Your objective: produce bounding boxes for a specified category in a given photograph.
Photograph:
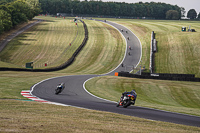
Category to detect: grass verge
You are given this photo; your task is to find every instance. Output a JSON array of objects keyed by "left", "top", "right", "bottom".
[
  {"left": 57, "top": 19, "right": 125, "bottom": 74},
  {"left": 0, "top": 100, "right": 199, "bottom": 132},
  {"left": 104, "top": 19, "right": 200, "bottom": 77},
  {"left": 0, "top": 16, "right": 84, "bottom": 69},
  {"left": 86, "top": 76, "right": 200, "bottom": 116}
]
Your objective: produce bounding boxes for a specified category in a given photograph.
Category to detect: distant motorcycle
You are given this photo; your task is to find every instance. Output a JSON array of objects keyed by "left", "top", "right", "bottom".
[
  {"left": 55, "top": 83, "right": 65, "bottom": 95},
  {"left": 116, "top": 90, "right": 137, "bottom": 108}
]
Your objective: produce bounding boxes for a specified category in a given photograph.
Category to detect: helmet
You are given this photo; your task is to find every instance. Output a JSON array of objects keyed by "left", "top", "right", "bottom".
[
  {"left": 131, "top": 89, "right": 135, "bottom": 92},
  {"left": 131, "top": 89, "right": 136, "bottom": 94}
]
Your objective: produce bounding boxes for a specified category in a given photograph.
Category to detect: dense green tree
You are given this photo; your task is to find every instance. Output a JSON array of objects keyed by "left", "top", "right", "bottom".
[
  {"left": 166, "top": 10, "right": 180, "bottom": 20},
  {"left": 0, "top": 0, "right": 41, "bottom": 34},
  {"left": 10, "top": 1, "right": 32, "bottom": 26},
  {"left": 187, "top": 9, "right": 197, "bottom": 19},
  {"left": 0, "top": 0, "right": 15, "bottom": 5},
  {"left": 0, "top": 8, "right": 13, "bottom": 34},
  {"left": 0, "top": 20, "right": 3, "bottom": 34}
]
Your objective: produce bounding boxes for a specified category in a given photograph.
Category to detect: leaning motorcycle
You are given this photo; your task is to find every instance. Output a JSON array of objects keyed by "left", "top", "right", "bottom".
[
  {"left": 55, "top": 83, "right": 65, "bottom": 95},
  {"left": 116, "top": 92, "right": 137, "bottom": 108}
]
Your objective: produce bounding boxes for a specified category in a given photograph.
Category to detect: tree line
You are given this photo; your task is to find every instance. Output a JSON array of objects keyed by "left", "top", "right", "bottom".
[
  {"left": 39, "top": 0, "right": 182, "bottom": 19},
  {"left": 0, "top": 0, "right": 41, "bottom": 34},
  {"left": 1, "top": 0, "right": 199, "bottom": 35}
]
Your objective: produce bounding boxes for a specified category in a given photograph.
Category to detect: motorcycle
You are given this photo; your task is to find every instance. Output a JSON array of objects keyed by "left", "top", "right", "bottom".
[
  {"left": 116, "top": 90, "right": 137, "bottom": 108},
  {"left": 55, "top": 83, "right": 65, "bottom": 95}
]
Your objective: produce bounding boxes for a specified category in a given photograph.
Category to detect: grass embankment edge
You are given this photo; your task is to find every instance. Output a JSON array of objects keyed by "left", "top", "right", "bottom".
[
  {"left": 1, "top": 99, "right": 200, "bottom": 132},
  {"left": 85, "top": 76, "right": 200, "bottom": 117}
]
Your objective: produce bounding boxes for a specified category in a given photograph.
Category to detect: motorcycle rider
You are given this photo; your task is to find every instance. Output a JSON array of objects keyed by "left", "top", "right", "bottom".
[
  {"left": 119, "top": 89, "right": 137, "bottom": 105},
  {"left": 56, "top": 83, "right": 65, "bottom": 91}
]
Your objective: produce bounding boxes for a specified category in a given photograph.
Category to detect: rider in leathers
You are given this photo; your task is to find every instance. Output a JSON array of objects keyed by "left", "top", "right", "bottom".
[
  {"left": 56, "top": 83, "right": 65, "bottom": 91},
  {"left": 119, "top": 89, "right": 137, "bottom": 105}
]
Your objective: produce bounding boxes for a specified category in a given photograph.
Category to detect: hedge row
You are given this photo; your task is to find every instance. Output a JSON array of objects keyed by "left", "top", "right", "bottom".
[
  {"left": 118, "top": 72, "right": 200, "bottom": 82},
  {"left": 0, "top": 20, "right": 88, "bottom": 72}
]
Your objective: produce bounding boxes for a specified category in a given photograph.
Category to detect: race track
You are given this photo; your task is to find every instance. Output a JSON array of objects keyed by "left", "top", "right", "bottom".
[{"left": 31, "top": 20, "right": 200, "bottom": 127}]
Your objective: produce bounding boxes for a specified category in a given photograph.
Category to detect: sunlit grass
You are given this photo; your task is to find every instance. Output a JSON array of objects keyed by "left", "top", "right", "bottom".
[
  {"left": 0, "top": 17, "right": 200, "bottom": 131},
  {"left": 57, "top": 19, "right": 125, "bottom": 74},
  {"left": 0, "top": 16, "right": 84, "bottom": 68},
  {"left": 0, "top": 100, "right": 199, "bottom": 132},
  {"left": 105, "top": 19, "right": 200, "bottom": 77},
  {"left": 86, "top": 76, "right": 200, "bottom": 116},
  {"left": 0, "top": 17, "right": 126, "bottom": 99}
]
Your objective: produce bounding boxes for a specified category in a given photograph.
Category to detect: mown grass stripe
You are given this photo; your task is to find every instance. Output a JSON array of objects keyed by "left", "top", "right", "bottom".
[
  {"left": 108, "top": 19, "right": 200, "bottom": 77},
  {"left": 86, "top": 76, "right": 200, "bottom": 116},
  {"left": 0, "top": 17, "right": 83, "bottom": 69}
]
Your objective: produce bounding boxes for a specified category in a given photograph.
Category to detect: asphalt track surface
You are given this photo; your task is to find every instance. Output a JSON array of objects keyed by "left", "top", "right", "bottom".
[{"left": 31, "top": 20, "right": 200, "bottom": 127}]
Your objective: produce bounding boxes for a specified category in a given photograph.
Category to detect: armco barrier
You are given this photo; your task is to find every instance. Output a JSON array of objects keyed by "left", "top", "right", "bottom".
[
  {"left": 0, "top": 21, "right": 88, "bottom": 72},
  {"left": 117, "top": 72, "right": 200, "bottom": 82}
]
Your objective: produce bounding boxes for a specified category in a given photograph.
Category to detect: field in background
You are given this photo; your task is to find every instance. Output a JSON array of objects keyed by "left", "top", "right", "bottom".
[
  {"left": 105, "top": 19, "right": 200, "bottom": 77},
  {"left": 58, "top": 19, "right": 126, "bottom": 74}
]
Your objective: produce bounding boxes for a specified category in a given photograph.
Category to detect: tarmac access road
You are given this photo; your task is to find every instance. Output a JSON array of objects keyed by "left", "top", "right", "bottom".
[{"left": 31, "top": 20, "right": 200, "bottom": 127}]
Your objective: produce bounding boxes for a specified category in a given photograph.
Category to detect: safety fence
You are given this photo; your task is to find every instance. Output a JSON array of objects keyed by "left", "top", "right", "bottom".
[
  {"left": 0, "top": 20, "right": 88, "bottom": 72},
  {"left": 116, "top": 71, "right": 200, "bottom": 82},
  {"left": 149, "top": 31, "right": 157, "bottom": 73}
]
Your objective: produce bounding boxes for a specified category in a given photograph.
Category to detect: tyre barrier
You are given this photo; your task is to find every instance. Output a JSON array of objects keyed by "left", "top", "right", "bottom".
[
  {"left": 116, "top": 72, "right": 200, "bottom": 82},
  {"left": 0, "top": 21, "right": 88, "bottom": 72}
]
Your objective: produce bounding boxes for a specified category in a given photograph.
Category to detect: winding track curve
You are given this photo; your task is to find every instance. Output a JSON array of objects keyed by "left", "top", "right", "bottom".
[{"left": 31, "top": 20, "right": 200, "bottom": 127}]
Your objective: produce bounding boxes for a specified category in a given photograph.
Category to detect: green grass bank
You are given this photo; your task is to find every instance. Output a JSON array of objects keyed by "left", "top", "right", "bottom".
[
  {"left": 0, "top": 16, "right": 84, "bottom": 69},
  {"left": 1, "top": 99, "right": 199, "bottom": 132},
  {"left": 0, "top": 16, "right": 200, "bottom": 132},
  {"left": 86, "top": 76, "right": 200, "bottom": 116},
  {"left": 104, "top": 18, "right": 200, "bottom": 77}
]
